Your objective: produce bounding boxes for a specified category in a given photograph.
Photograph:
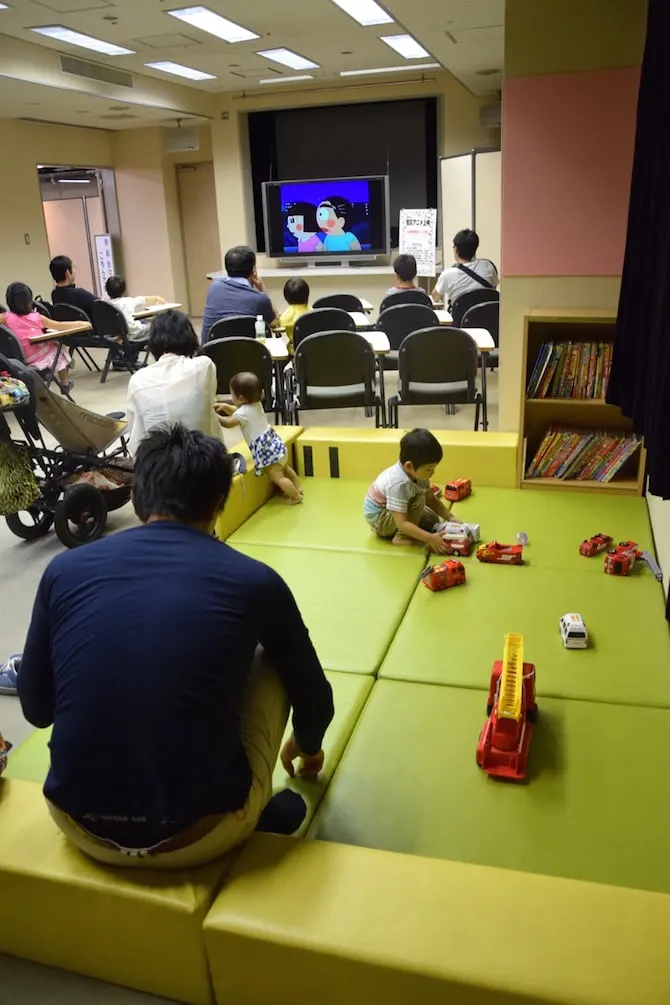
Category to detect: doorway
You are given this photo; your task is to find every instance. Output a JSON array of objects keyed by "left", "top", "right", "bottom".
[
  {"left": 39, "top": 167, "right": 120, "bottom": 296},
  {"left": 176, "top": 162, "right": 221, "bottom": 317}
]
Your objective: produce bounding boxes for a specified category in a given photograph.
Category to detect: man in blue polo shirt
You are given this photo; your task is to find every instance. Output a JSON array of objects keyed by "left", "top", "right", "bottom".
[
  {"left": 18, "top": 424, "right": 333, "bottom": 869},
  {"left": 202, "top": 245, "right": 276, "bottom": 342}
]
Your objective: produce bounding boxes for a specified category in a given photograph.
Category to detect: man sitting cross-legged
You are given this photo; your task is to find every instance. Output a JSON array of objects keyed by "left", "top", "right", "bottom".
[{"left": 18, "top": 423, "right": 333, "bottom": 869}]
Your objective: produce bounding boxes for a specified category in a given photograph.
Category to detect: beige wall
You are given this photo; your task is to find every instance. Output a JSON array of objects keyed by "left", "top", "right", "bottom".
[
  {"left": 210, "top": 71, "right": 494, "bottom": 271},
  {"left": 647, "top": 494, "right": 670, "bottom": 598},
  {"left": 0, "top": 119, "right": 112, "bottom": 296}
]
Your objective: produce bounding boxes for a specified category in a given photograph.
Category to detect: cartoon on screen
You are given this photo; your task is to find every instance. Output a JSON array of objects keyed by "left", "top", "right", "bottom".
[
  {"left": 315, "top": 196, "right": 362, "bottom": 252},
  {"left": 285, "top": 201, "right": 324, "bottom": 253}
]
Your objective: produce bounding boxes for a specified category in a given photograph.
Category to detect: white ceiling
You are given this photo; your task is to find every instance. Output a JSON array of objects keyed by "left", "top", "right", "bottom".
[{"left": 0, "top": 0, "right": 503, "bottom": 98}]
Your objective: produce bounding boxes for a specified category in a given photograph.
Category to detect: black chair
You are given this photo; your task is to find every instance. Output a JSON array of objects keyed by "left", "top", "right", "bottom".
[
  {"left": 288, "top": 331, "right": 380, "bottom": 427},
  {"left": 461, "top": 301, "right": 499, "bottom": 369},
  {"left": 207, "top": 315, "right": 271, "bottom": 343},
  {"left": 51, "top": 303, "right": 101, "bottom": 373},
  {"left": 0, "top": 324, "right": 25, "bottom": 364},
  {"left": 33, "top": 300, "right": 52, "bottom": 319},
  {"left": 387, "top": 327, "right": 482, "bottom": 430},
  {"left": 450, "top": 288, "right": 499, "bottom": 327},
  {"left": 312, "top": 293, "right": 364, "bottom": 312},
  {"left": 201, "top": 336, "right": 281, "bottom": 424},
  {"left": 379, "top": 289, "right": 432, "bottom": 313},
  {"left": 293, "top": 308, "right": 356, "bottom": 351},
  {"left": 91, "top": 300, "right": 149, "bottom": 384},
  {"left": 375, "top": 303, "right": 440, "bottom": 369}
]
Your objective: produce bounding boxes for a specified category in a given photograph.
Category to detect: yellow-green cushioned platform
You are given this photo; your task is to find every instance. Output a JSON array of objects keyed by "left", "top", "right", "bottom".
[
  {"left": 5, "top": 672, "right": 372, "bottom": 835},
  {"left": 311, "top": 680, "right": 670, "bottom": 894},
  {"left": 0, "top": 779, "right": 224, "bottom": 1004},
  {"left": 229, "top": 478, "right": 419, "bottom": 557},
  {"left": 203, "top": 834, "right": 670, "bottom": 1005},
  {"left": 380, "top": 559, "right": 670, "bottom": 707},
  {"left": 230, "top": 543, "right": 424, "bottom": 673},
  {"left": 453, "top": 487, "right": 654, "bottom": 573}
]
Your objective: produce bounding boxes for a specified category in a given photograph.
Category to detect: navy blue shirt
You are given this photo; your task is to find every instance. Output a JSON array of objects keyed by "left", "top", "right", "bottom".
[
  {"left": 202, "top": 277, "right": 275, "bottom": 341},
  {"left": 19, "top": 522, "right": 333, "bottom": 846}
]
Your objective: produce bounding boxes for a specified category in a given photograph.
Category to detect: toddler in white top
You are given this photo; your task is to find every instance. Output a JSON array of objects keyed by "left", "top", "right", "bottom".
[{"left": 216, "top": 371, "right": 303, "bottom": 503}]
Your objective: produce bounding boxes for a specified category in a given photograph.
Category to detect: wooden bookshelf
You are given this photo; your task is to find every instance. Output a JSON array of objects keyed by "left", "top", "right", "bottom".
[{"left": 519, "top": 309, "right": 646, "bottom": 495}]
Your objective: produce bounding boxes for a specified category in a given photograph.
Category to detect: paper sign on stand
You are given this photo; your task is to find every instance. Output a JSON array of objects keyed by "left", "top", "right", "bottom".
[
  {"left": 94, "top": 234, "right": 115, "bottom": 296},
  {"left": 399, "top": 208, "right": 437, "bottom": 277}
]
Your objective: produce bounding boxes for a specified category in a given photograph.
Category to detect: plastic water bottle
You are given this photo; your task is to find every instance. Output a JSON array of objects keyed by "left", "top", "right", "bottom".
[{"left": 255, "top": 315, "right": 265, "bottom": 340}]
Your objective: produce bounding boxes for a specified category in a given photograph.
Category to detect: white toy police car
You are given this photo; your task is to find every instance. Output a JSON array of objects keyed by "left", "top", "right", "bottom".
[{"left": 559, "top": 613, "right": 588, "bottom": 649}]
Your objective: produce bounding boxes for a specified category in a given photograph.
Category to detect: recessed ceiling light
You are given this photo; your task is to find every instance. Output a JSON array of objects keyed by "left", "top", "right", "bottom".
[
  {"left": 145, "top": 60, "right": 215, "bottom": 80},
  {"left": 256, "top": 48, "right": 318, "bottom": 71},
  {"left": 167, "top": 6, "right": 258, "bottom": 43},
  {"left": 0, "top": 4, "right": 9, "bottom": 9},
  {"left": 57, "top": 179, "right": 91, "bottom": 184},
  {"left": 259, "top": 74, "right": 314, "bottom": 84},
  {"left": 330, "top": 0, "right": 393, "bottom": 26},
  {"left": 30, "top": 25, "right": 134, "bottom": 55},
  {"left": 340, "top": 62, "right": 439, "bottom": 76},
  {"left": 380, "top": 34, "right": 429, "bottom": 59}
]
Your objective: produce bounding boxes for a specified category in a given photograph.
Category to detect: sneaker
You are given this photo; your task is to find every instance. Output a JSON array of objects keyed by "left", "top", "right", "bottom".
[{"left": 0, "top": 654, "right": 21, "bottom": 695}]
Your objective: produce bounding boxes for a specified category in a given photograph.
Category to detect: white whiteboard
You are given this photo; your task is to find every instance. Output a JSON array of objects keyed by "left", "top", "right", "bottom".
[{"left": 439, "top": 150, "right": 501, "bottom": 272}]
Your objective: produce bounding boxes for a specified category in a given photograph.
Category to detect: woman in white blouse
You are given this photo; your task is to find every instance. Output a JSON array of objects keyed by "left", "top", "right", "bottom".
[{"left": 126, "top": 310, "right": 221, "bottom": 456}]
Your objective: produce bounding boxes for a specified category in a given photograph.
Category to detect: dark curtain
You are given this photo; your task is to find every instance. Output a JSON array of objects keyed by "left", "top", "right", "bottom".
[{"left": 608, "top": 0, "right": 669, "bottom": 505}]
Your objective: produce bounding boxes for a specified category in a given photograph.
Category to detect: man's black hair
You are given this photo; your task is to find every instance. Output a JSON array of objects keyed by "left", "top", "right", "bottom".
[
  {"left": 105, "top": 275, "right": 126, "bottom": 299},
  {"left": 319, "top": 196, "right": 351, "bottom": 221},
  {"left": 224, "top": 245, "right": 256, "bottom": 279},
  {"left": 5, "top": 282, "right": 34, "bottom": 317},
  {"left": 147, "top": 309, "right": 199, "bottom": 360},
  {"left": 399, "top": 428, "right": 443, "bottom": 468},
  {"left": 49, "top": 255, "right": 73, "bottom": 283},
  {"left": 286, "top": 201, "right": 318, "bottom": 232},
  {"left": 283, "top": 277, "right": 310, "bottom": 305},
  {"left": 393, "top": 254, "right": 417, "bottom": 283},
  {"left": 453, "top": 229, "right": 479, "bottom": 261},
  {"left": 133, "top": 423, "right": 233, "bottom": 525}
]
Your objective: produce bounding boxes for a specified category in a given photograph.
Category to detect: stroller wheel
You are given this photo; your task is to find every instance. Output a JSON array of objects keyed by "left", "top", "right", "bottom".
[
  {"left": 5, "top": 507, "right": 55, "bottom": 541},
  {"left": 55, "top": 484, "right": 108, "bottom": 549}
]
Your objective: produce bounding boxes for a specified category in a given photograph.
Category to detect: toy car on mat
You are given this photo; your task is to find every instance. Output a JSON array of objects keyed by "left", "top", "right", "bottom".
[
  {"left": 420, "top": 559, "right": 466, "bottom": 591},
  {"left": 438, "top": 522, "right": 474, "bottom": 557},
  {"left": 444, "top": 478, "right": 472, "bottom": 502},
  {"left": 476, "top": 541, "right": 524, "bottom": 565},
  {"left": 559, "top": 613, "right": 588, "bottom": 649},
  {"left": 603, "top": 541, "right": 663, "bottom": 580},
  {"left": 477, "top": 633, "right": 537, "bottom": 781},
  {"left": 579, "top": 533, "right": 613, "bottom": 558}
]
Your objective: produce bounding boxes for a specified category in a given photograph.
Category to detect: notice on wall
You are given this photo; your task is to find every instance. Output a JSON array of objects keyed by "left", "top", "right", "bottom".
[
  {"left": 94, "top": 234, "right": 115, "bottom": 296},
  {"left": 399, "top": 208, "right": 437, "bottom": 277}
]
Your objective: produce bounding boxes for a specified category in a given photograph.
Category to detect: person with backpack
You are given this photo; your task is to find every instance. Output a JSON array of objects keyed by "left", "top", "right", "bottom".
[{"left": 431, "top": 229, "right": 499, "bottom": 312}]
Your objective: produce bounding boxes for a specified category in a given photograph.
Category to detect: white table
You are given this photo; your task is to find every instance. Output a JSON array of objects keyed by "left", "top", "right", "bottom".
[{"left": 133, "top": 302, "right": 182, "bottom": 320}]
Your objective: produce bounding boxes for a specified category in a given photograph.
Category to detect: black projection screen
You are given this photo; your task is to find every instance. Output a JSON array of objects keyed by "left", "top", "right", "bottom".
[{"left": 248, "top": 98, "right": 438, "bottom": 251}]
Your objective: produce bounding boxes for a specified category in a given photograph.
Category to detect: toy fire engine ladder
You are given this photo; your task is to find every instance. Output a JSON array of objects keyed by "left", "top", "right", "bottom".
[
  {"left": 498, "top": 633, "right": 523, "bottom": 721},
  {"left": 640, "top": 551, "right": 663, "bottom": 582}
]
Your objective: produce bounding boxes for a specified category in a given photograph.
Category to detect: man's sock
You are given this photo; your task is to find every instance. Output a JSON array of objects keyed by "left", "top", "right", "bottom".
[{"left": 255, "top": 790, "right": 307, "bottom": 835}]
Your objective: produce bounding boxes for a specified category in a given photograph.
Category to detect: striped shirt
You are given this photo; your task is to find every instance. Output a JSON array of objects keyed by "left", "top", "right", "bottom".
[{"left": 364, "top": 462, "right": 429, "bottom": 524}]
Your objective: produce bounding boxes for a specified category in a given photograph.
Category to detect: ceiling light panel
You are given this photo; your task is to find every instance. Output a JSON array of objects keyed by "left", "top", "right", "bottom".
[
  {"left": 256, "top": 48, "right": 318, "bottom": 70},
  {"left": 340, "top": 62, "right": 439, "bottom": 76},
  {"left": 0, "top": 4, "right": 8, "bottom": 9},
  {"left": 330, "top": 0, "right": 393, "bottom": 26},
  {"left": 145, "top": 60, "right": 215, "bottom": 80},
  {"left": 380, "top": 33, "right": 429, "bottom": 59},
  {"left": 259, "top": 74, "right": 314, "bottom": 84},
  {"left": 30, "top": 25, "right": 134, "bottom": 55},
  {"left": 167, "top": 6, "right": 258, "bottom": 43}
]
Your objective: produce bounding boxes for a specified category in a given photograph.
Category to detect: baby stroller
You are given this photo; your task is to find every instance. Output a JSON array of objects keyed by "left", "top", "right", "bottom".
[{"left": 0, "top": 354, "right": 132, "bottom": 548}]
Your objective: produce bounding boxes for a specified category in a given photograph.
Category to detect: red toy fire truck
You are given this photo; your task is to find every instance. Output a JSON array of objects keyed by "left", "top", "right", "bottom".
[
  {"left": 476, "top": 633, "right": 537, "bottom": 782},
  {"left": 476, "top": 541, "right": 524, "bottom": 565},
  {"left": 603, "top": 541, "right": 662, "bottom": 580},
  {"left": 444, "top": 478, "right": 472, "bottom": 503},
  {"left": 579, "top": 533, "right": 613, "bottom": 558},
  {"left": 439, "top": 522, "right": 474, "bottom": 557},
  {"left": 420, "top": 559, "right": 466, "bottom": 591}
]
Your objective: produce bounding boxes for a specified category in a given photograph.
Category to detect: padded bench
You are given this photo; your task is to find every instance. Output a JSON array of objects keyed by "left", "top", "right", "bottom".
[{"left": 203, "top": 832, "right": 670, "bottom": 1005}]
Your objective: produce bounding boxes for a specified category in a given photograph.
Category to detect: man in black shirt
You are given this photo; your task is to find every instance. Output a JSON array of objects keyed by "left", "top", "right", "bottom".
[
  {"left": 18, "top": 423, "right": 334, "bottom": 869},
  {"left": 50, "top": 255, "right": 97, "bottom": 322}
]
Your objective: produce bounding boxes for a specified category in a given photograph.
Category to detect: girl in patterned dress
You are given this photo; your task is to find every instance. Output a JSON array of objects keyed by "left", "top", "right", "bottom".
[
  {"left": 216, "top": 371, "right": 303, "bottom": 503},
  {"left": 1, "top": 282, "right": 79, "bottom": 395}
]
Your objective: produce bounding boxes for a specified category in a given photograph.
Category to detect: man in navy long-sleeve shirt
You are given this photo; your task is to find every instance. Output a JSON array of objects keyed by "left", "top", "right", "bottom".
[{"left": 19, "top": 423, "right": 333, "bottom": 869}]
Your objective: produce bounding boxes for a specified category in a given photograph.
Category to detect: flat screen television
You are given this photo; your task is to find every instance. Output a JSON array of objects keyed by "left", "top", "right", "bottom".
[{"left": 262, "top": 175, "right": 390, "bottom": 259}]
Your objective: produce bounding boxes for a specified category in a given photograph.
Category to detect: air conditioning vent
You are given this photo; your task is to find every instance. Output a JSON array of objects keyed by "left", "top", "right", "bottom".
[{"left": 60, "top": 55, "right": 134, "bottom": 88}]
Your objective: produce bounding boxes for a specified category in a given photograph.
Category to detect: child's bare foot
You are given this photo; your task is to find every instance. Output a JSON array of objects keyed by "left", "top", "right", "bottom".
[
  {"left": 287, "top": 495, "right": 303, "bottom": 505},
  {"left": 391, "top": 533, "right": 414, "bottom": 547}
]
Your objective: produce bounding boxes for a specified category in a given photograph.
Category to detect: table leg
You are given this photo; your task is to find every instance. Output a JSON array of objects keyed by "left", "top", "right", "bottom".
[
  {"left": 378, "top": 359, "right": 387, "bottom": 427},
  {"left": 46, "top": 339, "right": 64, "bottom": 390},
  {"left": 480, "top": 353, "right": 488, "bottom": 431},
  {"left": 274, "top": 360, "right": 286, "bottom": 424}
]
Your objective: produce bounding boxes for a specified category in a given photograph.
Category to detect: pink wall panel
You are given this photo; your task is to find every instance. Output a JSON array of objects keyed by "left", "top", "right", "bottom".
[{"left": 502, "top": 68, "right": 640, "bottom": 276}]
